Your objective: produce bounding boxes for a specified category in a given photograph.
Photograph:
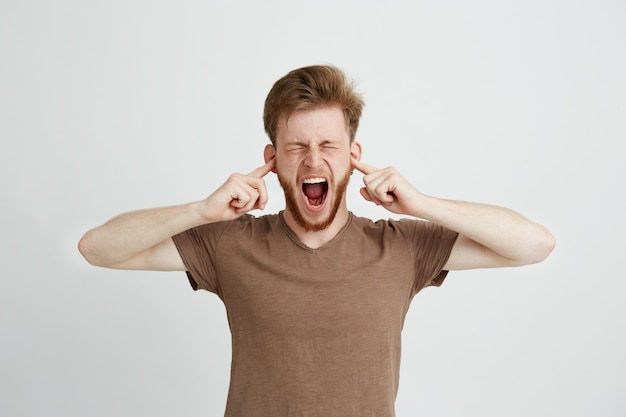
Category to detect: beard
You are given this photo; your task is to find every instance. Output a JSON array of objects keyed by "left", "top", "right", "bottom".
[{"left": 278, "top": 169, "right": 351, "bottom": 232}]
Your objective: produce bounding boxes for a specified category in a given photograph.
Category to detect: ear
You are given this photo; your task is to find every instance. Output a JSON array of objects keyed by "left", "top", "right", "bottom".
[
  {"left": 350, "top": 141, "right": 362, "bottom": 161},
  {"left": 264, "top": 144, "right": 277, "bottom": 173}
]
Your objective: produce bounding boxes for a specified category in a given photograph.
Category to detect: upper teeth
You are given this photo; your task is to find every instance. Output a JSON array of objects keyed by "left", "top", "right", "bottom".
[{"left": 303, "top": 178, "right": 326, "bottom": 184}]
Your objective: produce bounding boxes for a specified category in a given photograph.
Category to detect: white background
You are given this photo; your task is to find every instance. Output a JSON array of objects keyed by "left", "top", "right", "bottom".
[{"left": 1, "top": 1, "right": 625, "bottom": 416}]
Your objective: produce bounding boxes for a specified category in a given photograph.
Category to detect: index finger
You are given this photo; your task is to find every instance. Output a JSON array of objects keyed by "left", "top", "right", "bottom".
[
  {"left": 351, "top": 157, "right": 378, "bottom": 175},
  {"left": 248, "top": 158, "right": 275, "bottom": 178}
]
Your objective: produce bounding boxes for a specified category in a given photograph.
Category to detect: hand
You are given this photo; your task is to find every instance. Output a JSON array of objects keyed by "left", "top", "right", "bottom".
[
  {"left": 200, "top": 158, "right": 275, "bottom": 222},
  {"left": 351, "top": 157, "right": 424, "bottom": 216}
]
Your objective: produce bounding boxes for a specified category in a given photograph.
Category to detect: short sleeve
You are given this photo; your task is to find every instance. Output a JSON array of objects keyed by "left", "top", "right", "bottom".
[
  {"left": 405, "top": 219, "right": 459, "bottom": 294},
  {"left": 171, "top": 221, "right": 230, "bottom": 296}
]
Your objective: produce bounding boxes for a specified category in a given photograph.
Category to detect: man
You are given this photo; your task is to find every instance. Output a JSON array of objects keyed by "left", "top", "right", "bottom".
[{"left": 79, "top": 65, "right": 555, "bottom": 417}]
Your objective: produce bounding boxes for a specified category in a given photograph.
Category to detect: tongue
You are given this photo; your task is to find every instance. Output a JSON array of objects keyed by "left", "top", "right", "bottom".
[{"left": 303, "top": 183, "right": 325, "bottom": 199}]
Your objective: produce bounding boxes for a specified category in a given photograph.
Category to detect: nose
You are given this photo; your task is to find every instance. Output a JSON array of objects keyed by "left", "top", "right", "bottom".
[{"left": 304, "top": 146, "right": 323, "bottom": 168}]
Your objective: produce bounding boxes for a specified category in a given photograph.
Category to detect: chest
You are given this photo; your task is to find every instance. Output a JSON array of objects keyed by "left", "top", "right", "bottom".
[{"left": 214, "top": 235, "right": 417, "bottom": 337}]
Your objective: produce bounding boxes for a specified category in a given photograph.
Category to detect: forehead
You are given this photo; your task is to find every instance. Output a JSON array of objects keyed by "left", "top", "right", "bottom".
[{"left": 276, "top": 106, "right": 349, "bottom": 145}]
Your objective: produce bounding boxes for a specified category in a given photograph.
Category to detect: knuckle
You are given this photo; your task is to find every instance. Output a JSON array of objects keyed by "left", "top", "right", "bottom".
[{"left": 227, "top": 173, "right": 243, "bottom": 184}]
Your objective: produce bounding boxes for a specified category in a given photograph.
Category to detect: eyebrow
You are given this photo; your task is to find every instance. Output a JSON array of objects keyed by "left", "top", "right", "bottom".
[{"left": 286, "top": 139, "right": 337, "bottom": 146}]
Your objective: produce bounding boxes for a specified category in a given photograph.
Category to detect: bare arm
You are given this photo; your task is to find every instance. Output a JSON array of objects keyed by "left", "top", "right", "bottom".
[
  {"left": 417, "top": 198, "right": 555, "bottom": 270},
  {"left": 78, "top": 203, "right": 204, "bottom": 270},
  {"left": 78, "top": 159, "right": 275, "bottom": 271},
  {"left": 351, "top": 158, "right": 555, "bottom": 270}
]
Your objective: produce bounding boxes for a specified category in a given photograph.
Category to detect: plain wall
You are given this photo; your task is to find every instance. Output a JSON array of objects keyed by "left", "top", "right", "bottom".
[{"left": 1, "top": 1, "right": 624, "bottom": 416}]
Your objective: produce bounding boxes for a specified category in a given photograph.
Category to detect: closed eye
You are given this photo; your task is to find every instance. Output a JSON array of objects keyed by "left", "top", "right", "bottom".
[
  {"left": 320, "top": 141, "right": 341, "bottom": 151},
  {"left": 284, "top": 142, "right": 340, "bottom": 154},
  {"left": 286, "top": 145, "right": 308, "bottom": 153}
]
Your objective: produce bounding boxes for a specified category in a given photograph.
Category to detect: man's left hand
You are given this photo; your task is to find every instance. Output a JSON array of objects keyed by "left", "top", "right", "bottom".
[{"left": 351, "top": 157, "right": 424, "bottom": 217}]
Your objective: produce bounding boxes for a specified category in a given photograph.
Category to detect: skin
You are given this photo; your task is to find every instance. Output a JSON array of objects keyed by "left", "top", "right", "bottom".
[{"left": 78, "top": 105, "right": 555, "bottom": 271}]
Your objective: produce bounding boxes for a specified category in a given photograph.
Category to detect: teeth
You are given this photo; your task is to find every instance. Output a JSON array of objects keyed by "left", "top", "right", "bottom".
[{"left": 302, "top": 177, "right": 326, "bottom": 184}]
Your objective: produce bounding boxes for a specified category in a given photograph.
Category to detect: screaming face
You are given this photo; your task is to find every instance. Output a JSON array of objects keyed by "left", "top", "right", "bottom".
[{"left": 270, "top": 106, "right": 359, "bottom": 234}]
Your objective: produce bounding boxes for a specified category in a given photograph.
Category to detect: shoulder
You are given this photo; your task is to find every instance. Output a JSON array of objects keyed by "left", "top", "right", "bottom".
[
  {"left": 175, "top": 213, "right": 281, "bottom": 245},
  {"left": 349, "top": 213, "right": 457, "bottom": 243},
  {"left": 347, "top": 215, "right": 413, "bottom": 246},
  {"left": 236, "top": 213, "right": 281, "bottom": 232},
  {"left": 350, "top": 213, "right": 424, "bottom": 233}
]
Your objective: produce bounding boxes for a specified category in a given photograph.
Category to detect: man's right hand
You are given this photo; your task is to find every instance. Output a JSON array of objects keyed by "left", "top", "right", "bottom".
[{"left": 199, "top": 158, "right": 275, "bottom": 223}]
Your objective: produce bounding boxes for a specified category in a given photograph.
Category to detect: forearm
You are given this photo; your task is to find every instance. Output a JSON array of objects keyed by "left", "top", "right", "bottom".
[
  {"left": 351, "top": 158, "right": 555, "bottom": 268},
  {"left": 416, "top": 196, "right": 555, "bottom": 265},
  {"left": 78, "top": 201, "right": 205, "bottom": 268}
]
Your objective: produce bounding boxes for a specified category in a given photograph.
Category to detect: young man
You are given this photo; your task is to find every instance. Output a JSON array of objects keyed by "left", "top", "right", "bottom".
[{"left": 79, "top": 65, "right": 555, "bottom": 417}]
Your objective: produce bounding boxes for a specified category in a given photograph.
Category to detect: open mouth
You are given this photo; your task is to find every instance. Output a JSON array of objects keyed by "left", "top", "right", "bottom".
[{"left": 302, "top": 177, "right": 328, "bottom": 208}]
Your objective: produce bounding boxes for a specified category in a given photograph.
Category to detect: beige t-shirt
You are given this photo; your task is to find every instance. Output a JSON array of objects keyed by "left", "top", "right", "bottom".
[{"left": 173, "top": 212, "right": 458, "bottom": 417}]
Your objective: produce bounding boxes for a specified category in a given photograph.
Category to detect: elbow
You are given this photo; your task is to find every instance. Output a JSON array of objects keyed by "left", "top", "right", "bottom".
[
  {"left": 527, "top": 225, "right": 556, "bottom": 265},
  {"left": 78, "top": 229, "right": 104, "bottom": 267}
]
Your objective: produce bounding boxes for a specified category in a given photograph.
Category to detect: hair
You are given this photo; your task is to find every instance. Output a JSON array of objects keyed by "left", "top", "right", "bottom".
[{"left": 263, "top": 65, "right": 365, "bottom": 146}]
